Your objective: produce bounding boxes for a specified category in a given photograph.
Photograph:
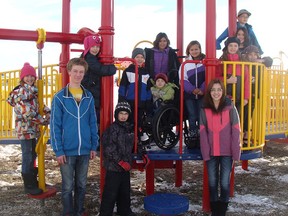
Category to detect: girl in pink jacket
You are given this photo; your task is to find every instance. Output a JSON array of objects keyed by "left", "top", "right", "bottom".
[{"left": 200, "top": 79, "right": 241, "bottom": 216}]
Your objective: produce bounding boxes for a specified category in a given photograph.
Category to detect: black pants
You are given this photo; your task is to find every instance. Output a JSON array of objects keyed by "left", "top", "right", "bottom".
[{"left": 99, "top": 171, "right": 131, "bottom": 216}]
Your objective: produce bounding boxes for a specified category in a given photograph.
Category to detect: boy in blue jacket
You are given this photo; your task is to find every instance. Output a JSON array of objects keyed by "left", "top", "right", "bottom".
[
  {"left": 50, "top": 57, "right": 99, "bottom": 216},
  {"left": 216, "top": 9, "right": 263, "bottom": 55}
]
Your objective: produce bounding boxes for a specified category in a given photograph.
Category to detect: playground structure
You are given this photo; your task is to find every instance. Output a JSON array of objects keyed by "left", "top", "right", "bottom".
[{"left": 0, "top": 0, "right": 288, "bottom": 214}]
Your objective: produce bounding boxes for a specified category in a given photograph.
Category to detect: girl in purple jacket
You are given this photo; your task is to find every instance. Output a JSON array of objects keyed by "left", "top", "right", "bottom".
[{"left": 200, "top": 79, "right": 241, "bottom": 216}]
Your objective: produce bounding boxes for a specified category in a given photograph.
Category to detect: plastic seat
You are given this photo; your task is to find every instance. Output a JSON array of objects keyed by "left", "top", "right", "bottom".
[{"left": 144, "top": 193, "right": 189, "bottom": 215}]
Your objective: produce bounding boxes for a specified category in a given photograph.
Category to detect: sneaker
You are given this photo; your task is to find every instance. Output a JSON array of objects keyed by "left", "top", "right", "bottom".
[
  {"left": 188, "top": 129, "right": 198, "bottom": 138},
  {"left": 140, "top": 132, "right": 149, "bottom": 141}
]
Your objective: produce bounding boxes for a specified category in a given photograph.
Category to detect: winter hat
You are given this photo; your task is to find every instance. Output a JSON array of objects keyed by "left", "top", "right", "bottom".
[
  {"left": 237, "top": 9, "right": 251, "bottom": 17},
  {"left": 223, "top": 37, "right": 240, "bottom": 51},
  {"left": 83, "top": 35, "right": 101, "bottom": 57},
  {"left": 243, "top": 45, "right": 259, "bottom": 54},
  {"left": 262, "top": 56, "right": 273, "bottom": 68},
  {"left": 155, "top": 73, "right": 168, "bottom": 83},
  {"left": 20, "top": 62, "right": 37, "bottom": 80},
  {"left": 132, "top": 48, "right": 145, "bottom": 59},
  {"left": 114, "top": 101, "right": 131, "bottom": 119}
]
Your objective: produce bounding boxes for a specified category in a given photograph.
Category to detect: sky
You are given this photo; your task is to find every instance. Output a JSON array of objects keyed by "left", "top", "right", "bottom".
[{"left": 0, "top": 0, "right": 287, "bottom": 71}]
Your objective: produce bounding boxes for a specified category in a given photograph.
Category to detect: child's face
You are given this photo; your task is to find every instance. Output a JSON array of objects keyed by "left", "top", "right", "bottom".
[
  {"left": 237, "top": 14, "right": 249, "bottom": 25},
  {"left": 89, "top": 45, "right": 100, "bottom": 56},
  {"left": 189, "top": 44, "right": 201, "bottom": 58},
  {"left": 227, "top": 42, "right": 239, "bottom": 54},
  {"left": 247, "top": 52, "right": 259, "bottom": 62},
  {"left": 118, "top": 111, "right": 129, "bottom": 122},
  {"left": 135, "top": 54, "right": 145, "bottom": 65},
  {"left": 236, "top": 30, "right": 245, "bottom": 43},
  {"left": 210, "top": 83, "right": 223, "bottom": 102},
  {"left": 158, "top": 37, "right": 168, "bottom": 51},
  {"left": 156, "top": 78, "right": 166, "bottom": 88},
  {"left": 68, "top": 65, "right": 85, "bottom": 85},
  {"left": 23, "top": 75, "right": 36, "bottom": 86}
]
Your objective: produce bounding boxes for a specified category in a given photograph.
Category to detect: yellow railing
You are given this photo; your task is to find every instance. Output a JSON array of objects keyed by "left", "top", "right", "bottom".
[
  {"left": 0, "top": 64, "right": 61, "bottom": 139},
  {"left": 222, "top": 61, "right": 288, "bottom": 147},
  {"left": 265, "top": 68, "right": 288, "bottom": 136},
  {"left": 1, "top": 62, "right": 288, "bottom": 145},
  {"left": 222, "top": 61, "right": 267, "bottom": 151}
]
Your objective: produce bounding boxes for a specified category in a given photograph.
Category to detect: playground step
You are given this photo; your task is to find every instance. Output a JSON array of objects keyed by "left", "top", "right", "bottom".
[{"left": 144, "top": 193, "right": 189, "bottom": 215}]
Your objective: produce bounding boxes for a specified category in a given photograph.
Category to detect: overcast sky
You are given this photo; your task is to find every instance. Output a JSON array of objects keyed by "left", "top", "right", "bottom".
[{"left": 0, "top": 0, "right": 287, "bottom": 71}]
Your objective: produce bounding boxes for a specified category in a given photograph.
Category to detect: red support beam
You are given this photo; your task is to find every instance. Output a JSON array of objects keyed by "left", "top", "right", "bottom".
[
  {"left": 205, "top": 0, "right": 217, "bottom": 83},
  {"left": 228, "top": 0, "right": 237, "bottom": 36},
  {"left": 99, "top": 0, "right": 115, "bottom": 198},
  {"left": 60, "top": 0, "right": 71, "bottom": 86},
  {"left": 0, "top": 29, "right": 84, "bottom": 44},
  {"left": 177, "top": 0, "right": 184, "bottom": 60}
]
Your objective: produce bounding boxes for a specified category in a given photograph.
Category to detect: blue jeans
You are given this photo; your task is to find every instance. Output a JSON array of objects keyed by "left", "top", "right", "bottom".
[
  {"left": 185, "top": 98, "right": 202, "bottom": 131},
  {"left": 60, "top": 155, "right": 90, "bottom": 216},
  {"left": 206, "top": 156, "right": 233, "bottom": 202},
  {"left": 20, "top": 139, "right": 37, "bottom": 174}
]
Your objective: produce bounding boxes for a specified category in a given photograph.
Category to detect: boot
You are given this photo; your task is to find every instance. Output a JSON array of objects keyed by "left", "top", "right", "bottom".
[
  {"left": 22, "top": 173, "right": 43, "bottom": 195},
  {"left": 32, "top": 167, "right": 40, "bottom": 185},
  {"left": 210, "top": 201, "right": 219, "bottom": 216},
  {"left": 218, "top": 201, "right": 228, "bottom": 216}
]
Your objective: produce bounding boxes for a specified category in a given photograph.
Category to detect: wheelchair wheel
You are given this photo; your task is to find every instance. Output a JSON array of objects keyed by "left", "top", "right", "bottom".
[{"left": 152, "top": 104, "right": 180, "bottom": 150}]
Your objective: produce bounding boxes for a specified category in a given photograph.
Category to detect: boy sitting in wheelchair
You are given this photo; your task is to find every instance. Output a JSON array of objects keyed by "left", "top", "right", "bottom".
[{"left": 150, "top": 73, "right": 179, "bottom": 110}]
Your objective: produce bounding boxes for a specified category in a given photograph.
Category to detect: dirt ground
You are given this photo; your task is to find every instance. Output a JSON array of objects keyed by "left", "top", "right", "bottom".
[{"left": 0, "top": 139, "right": 288, "bottom": 216}]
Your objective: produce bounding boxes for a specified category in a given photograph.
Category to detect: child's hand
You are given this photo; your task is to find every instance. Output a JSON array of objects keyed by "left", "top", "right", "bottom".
[
  {"left": 227, "top": 76, "right": 237, "bottom": 84},
  {"left": 244, "top": 99, "right": 248, "bottom": 106}
]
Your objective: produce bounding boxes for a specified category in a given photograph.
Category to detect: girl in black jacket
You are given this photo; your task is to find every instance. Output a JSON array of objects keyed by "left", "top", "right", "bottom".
[{"left": 81, "top": 35, "right": 116, "bottom": 123}]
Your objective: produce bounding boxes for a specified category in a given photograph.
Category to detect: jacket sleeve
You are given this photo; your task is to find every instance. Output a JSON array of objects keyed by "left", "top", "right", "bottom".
[
  {"left": 216, "top": 27, "right": 228, "bottom": 50},
  {"left": 89, "top": 97, "right": 99, "bottom": 151},
  {"left": 50, "top": 95, "right": 65, "bottom": 157},
  {"left": 247, "top": 26, "right": 264, "bottom": 55},
  {"left": 230, "top": 104, "right": 241, "bottom": 161},
  {"left": 118, "top": 69, "right": 129, "bottom": 101},
  {"left": 162, "top": 85, "right": 175, "bottom": 101},
  {"left": 199, "top": 108, "right": 210, "bottom": 161},
  {"left": 86, "top": 55, "right": 116, "bottom": 77},
  {"left": 244, "top": 65, "right": 251, "bottom": 100},
  {"left": 215, "top": 63, "right": 224, "bottom": 81}
]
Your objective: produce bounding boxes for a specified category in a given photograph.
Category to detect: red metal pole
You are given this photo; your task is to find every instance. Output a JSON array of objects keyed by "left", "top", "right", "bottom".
[
  {"left": 99, "top": 0, "right": 115, "bottom": 198},
  {"left": 230, "top": 163, "right": 235, "bottom": 197},
  {"left": 177, "top": 0, "right": 184, "bottom": 60},
  {"left": 205, "top": 0, "right": 217, "bottom": 84},
  {"left": 228, "top": 0, "right": 237, "bottom": 36},
  {"left": 175, "top": 0, "right": 184, "bottom": 188},
  {"left": 60, "top": 0, "right": 71, "bottom": 86},
  {"left": 0, "top": 29, "right": 84, "bottom": 44},
  {"left": 146, "top": 161, "right": 155, "bottom": 195}
]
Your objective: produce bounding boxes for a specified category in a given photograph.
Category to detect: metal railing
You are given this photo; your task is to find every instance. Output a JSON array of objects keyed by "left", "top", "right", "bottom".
[{"left": 1, "top": 62, "right": 288, "bottom": 146}]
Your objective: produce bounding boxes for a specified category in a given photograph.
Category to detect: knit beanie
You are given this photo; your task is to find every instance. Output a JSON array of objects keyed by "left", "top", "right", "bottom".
[
  {"left": 20, "top": 62, "right": 37, "bottom": 80},
  {"left": 83, "top": 35, "right": 101, "bottom": 57},
  {"left": 132, "top": 48, "right": 145, "bottom": 59},
  {"left": 114, "top": 101, "right": 131, "bottom": 119},
  {"left": 155, "top": 73, "right": 168, "bottom": 83},
  {"left": 223, "top": 37, "right": 240, "bottom": 51},
  {"left": 243, "top": 45, "right": 259, "bottom": 54}
]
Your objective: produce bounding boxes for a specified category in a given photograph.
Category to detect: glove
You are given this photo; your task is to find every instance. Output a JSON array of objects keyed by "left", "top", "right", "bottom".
[{"left": 118, "top": 160, "right": 131, "bottom": 171}]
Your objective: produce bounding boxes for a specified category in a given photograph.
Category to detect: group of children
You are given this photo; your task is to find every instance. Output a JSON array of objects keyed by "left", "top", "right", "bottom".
[{"left": 6, "top": 8, "right": 272, "bottom": 215}]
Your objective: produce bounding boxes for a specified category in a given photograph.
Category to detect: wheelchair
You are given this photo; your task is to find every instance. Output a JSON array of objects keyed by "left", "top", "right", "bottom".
[{"left": 140, "top": 100, "right": 199, "bottom": 151}]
